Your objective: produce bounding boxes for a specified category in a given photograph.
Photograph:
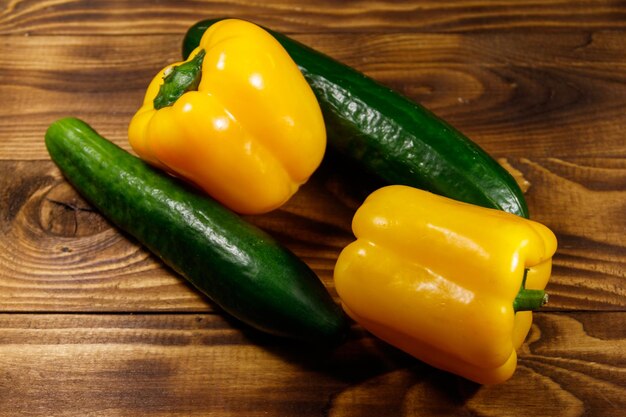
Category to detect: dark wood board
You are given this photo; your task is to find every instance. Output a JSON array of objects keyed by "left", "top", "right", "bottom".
[
  {"left": 1, "top": 0, "right": 624, "bottom": 415},
  {"left": 0, "top": 313, "right": 624, "bottom": 417}
]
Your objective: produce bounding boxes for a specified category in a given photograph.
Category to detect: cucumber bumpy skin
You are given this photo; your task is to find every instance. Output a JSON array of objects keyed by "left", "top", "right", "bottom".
[
  {"left": 183, "top": 19, "right": 529, "bottom": 218},
  {"left": 45, "top": 117, "right": 347, "bottom": 343}
]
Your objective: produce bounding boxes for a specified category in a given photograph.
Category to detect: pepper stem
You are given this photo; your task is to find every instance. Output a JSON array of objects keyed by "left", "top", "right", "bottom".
[
  {"left": 153, "top": 49, "right": 206, "bottom": 110},
  {"left": 513, "top": 269, "right": 549, "bottom": 312},
  {"left": 513, "top": 289, "right": 548, "bottom": 312}
]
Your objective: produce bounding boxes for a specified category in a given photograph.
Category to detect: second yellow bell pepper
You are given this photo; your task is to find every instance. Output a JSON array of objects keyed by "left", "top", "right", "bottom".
[
  {"left": 128, "top": 19, "right": 326, "bottom": 214},
  {"left": 334, "top": 185, "right": 557, "bottom": 384}
]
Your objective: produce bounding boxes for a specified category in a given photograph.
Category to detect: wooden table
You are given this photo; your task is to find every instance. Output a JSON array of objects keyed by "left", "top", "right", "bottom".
[{"left": 1, "top": 1, "right": 624, "bottom": 416}]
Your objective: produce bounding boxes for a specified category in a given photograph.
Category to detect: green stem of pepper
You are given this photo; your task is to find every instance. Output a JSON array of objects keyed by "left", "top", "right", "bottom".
[
  {"left": 513, "top": 269, "right": 548, "bottom": 312},
  {"left": 513, "top": 289, "right": 548, "bottom": 312},
  {"left": 153, "top": 49, "right": 206, "bottom": 110}
]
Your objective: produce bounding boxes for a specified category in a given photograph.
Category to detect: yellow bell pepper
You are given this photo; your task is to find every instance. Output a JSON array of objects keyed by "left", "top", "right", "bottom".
[
  {"left": 334, "top": 185, "right": 557, "bottom": 384},
  {"left": 128, "top": 19, "right": 326, "bottom": 214}
]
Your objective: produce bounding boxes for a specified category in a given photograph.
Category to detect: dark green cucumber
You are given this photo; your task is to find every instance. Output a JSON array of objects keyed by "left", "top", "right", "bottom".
[
  {"left": 45, "top": 117, "right": 347, "bottom": 342},
  {"left": 183, "top": 19, "right": 528, "bottom": 218}
]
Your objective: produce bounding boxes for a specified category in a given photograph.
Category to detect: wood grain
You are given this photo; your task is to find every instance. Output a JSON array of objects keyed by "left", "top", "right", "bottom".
[
  {"left": 0, "top": 312, "right": 623, "bottom": 417},
  {"left": 1, "top": 0, "right": 626, "bottom": 35},
  {"left": 0, "top": 159, "right": 352, "bottom": 312},
  {"left": 2, "top": 32, "right": 626, "bottom": 161},
  {"left": 1, "top": 1, "right": 625, "bottom": 415},
  {"left": 1, "top": 157, "right": 623, "bottom": 312}
]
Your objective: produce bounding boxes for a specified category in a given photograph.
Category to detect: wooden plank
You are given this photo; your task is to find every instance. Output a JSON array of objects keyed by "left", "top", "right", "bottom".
[
  {"left": 0, "top": 1, "right": 623, "bottom": 415},
  {"left": 520, "top": 157, "right": 626, "bottom": 311},
  {"left": 0, "top": 159, "right": 351, "bottom": 312},
  {"left": 0, "top": 158, "right": 623, "bottom": 312},
  {"left": 0, "top": 312, "right": 623, "bottom": 416},
  {"left": 2, "top": 33, "right": 626, "bottom": 160},
  {"left": 1, "top": 0, "right": 625, "bottom": 35}
]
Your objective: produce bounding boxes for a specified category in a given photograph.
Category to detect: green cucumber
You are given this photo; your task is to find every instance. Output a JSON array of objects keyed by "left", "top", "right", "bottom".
[
  {"left": 183, "top": 19, "right": 528, "bottom": 218},
  {"left": 45, "top": 117, "right": 347, "bottom": 342}
]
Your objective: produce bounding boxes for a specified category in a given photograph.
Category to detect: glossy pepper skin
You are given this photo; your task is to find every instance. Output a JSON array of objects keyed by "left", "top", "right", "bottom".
[
  {"left": 334, "top": 185, "right": 557, "bottom": 384},
  {"left": 129, "top": 19, "right": 326, "bottom": 214}
]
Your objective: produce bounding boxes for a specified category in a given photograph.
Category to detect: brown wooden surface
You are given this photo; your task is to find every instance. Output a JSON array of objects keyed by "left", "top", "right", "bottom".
[{"left": 1, "top": 1, "right": 625, "bottom": 416}]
